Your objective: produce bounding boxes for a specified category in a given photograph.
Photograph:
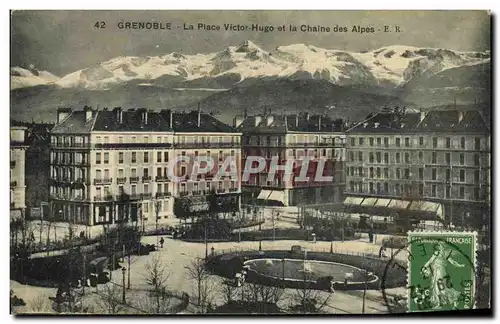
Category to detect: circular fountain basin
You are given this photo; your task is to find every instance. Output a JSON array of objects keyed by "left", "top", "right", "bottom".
[{"left": 244, "top": 258, "right": 378, "bottom": 284}]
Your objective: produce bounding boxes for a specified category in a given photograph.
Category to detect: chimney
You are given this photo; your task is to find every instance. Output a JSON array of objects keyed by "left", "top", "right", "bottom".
[
  {"left": 458, "top": 111, "right": 464, "bottom": 123},
  {"left": 113, "top": 107, "right": 123, "bottom": 124},
  {"left": 170, "top": 110, "right": 173, "bottom": 128},
  {"left": 284, "top": 115, "right": 288, "bottom": 129},
  {"left": 56, "top": 107, "right": 72, "bottom": 124},
  {"left": 318, "top": 115, "right": 322, "bottom": 131},
  {"left": 197, "top": 103, "right": 201, "bottom": 127},
  {"left": 306, "top": 112, "right": 310, "bottom": 121},
  {"left": 420, "top": 110, "right": 426, "bottom": 123},
  {"left": 295, "top": 114, "right": 299, "bottom": 127},
  {"left": 244, "top": 107, "right": 248, "bottom": 119},
  {"left": 83, "top": 106, "right": 93, "bottom": 122}
]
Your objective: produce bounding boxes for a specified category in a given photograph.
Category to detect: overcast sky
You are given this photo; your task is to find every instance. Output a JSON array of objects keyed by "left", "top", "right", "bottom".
[{"left": 11, "top": 10, "right": 490, "bottom": 76}]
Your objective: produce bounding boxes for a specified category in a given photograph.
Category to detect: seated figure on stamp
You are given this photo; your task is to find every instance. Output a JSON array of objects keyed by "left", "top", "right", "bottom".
[{"left": 420, "top": 242, "right": 465, "bottom": 309}]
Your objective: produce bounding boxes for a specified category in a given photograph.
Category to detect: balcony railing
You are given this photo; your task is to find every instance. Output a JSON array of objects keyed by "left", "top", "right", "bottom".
[
  {"left": 155, "top": 176, "right": 169, "bottom": 182},
  {"left": 130, "top": 176, "right": 139, "bottom": 183},
  {"left": 51, "top": 142, "right": 91, "bottom": 149},
  {"left": 10, "top": 181, "right": 17, "bottom": 187},
  {"left": 142, "top": 193, "right": 153, "bottom": 199},
  {"left": 129, "top": 194, "right": 141, "bottom": 200},
  {"left": 156, "top": 192, "right": 171, "bottom": 198},
  {"left": 179, "top": 191, "right": 189, "bottom": 197},
  {"left": 142, "top": 176, "right": 152, "bottom": 182},
  {"left": 117, "top": 177, "right": 127, "bottom": 184},
  {"left": 94, "top": 178, "right": 112, "bottom": 185},
  {"left": 10, "top": 161, "right": 15, "bottom": 168},
  {"left": 229, "top": 187, "right": 238, "bottom": 192},
  {"left": 175, "top": 142, "right": 241, "bottom": 149},
  {"left": 93, "top": 195, "right": 114, "bottom": 201},
  {"left": 216, "top": 189, "right": 225, "bottom": 194}
]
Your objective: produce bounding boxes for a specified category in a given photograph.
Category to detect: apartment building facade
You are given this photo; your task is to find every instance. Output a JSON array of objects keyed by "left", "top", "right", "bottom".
[
  {"left": 49, "top": 106, "right": 242, "bottom": 226},
  {"left": 345, "top": 110, "right": 491, "bottom": 224},
  {"left": 237, "top": 113, "right": 346, "bottom": 207},
  {"left": 10, "top": 125, "right": 28, "bottom": 220}
]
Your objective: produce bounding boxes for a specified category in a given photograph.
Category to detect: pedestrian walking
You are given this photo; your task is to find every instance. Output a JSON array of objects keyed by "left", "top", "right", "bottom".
[{"left": 159, "top": 237, "right": 165, "bottom": 248}]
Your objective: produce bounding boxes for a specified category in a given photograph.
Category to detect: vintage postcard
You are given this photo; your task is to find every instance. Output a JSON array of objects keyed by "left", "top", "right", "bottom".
[{"left": 9, "top": 10, "right": 491, "bottom": 315}]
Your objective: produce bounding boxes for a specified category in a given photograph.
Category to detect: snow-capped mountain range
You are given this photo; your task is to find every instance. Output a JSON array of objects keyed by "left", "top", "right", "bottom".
[{"left": 11, "top": 41, "right": 490, "bottom": 91}]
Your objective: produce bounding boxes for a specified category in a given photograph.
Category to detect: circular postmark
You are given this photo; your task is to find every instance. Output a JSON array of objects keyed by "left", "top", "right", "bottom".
[{"left": 381, "top": 235, "right": 476, "bottom": 314}]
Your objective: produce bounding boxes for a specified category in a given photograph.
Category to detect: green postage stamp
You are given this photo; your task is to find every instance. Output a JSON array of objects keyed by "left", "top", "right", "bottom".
[{"left": 407, "top": 231, "right": 477, "bottom": 312}]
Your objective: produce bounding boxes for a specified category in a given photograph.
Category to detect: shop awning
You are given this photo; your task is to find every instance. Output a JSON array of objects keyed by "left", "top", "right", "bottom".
[
  {"left": 388, "top": 199, "right": 411, "bottom": 209},
  {"left": 344, "top": 196, "right": 364, "bottom": 205},
  {"left": 409, "top": 201, "right": 444, "bottom": 219},
  {"left": 361, "top": 198, "right": 377, "bottom": 206},
  {"left": 257, "top": 190, "right": 286, "bottom": 205},
  {"left": 375, "top": 198, "right": 391, "bottom": 207}
]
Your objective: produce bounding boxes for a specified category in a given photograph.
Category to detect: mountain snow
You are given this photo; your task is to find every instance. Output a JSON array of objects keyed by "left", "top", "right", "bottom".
[
  {"left": 13, "top": 41, "right": 490, "bottom": 91},
  {"left": 10, "top": 67, "right": 60, "bottom": 90}
]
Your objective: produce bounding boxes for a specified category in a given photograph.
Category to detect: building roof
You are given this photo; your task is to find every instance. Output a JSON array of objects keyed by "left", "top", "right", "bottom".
[
  {"left": 170, "top": 111, "right": 239, "bottom": 133},
  {"left": 92, "top": 109, "right": 173, "bottom": 132},
  {"left": 237, "top": 114, "right": 344, "bottom": 134},
  {"left": 347, "top": 110, "right": 489, "bottom": 134},
  {"left": 51, "top": 111, "right": 97, "bottom": 134}
]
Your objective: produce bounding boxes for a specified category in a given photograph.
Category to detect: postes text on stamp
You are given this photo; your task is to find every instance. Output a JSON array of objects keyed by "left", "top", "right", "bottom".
[{"left": 407, "top": 231, "right": 477, "bottom": 312}]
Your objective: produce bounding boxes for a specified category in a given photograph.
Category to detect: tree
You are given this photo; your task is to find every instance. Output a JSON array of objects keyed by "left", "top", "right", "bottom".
[
  {"left": 220, "top": 280, "right": 237, "bottom": 304},
  {"left": 98, "top": 283, "right": 125, "bottom": 314},
  {"left": 27, "top": 294, "right": 52, "bottom": 314},
  {"left": 143, "top": 255, "right": 170, "bottom": 314},
  {"left": 243, "top": 283, "right": 285, "bottom": 306},
  {"left": 185, "top": 258, "right": 210, "bottom": 308}
]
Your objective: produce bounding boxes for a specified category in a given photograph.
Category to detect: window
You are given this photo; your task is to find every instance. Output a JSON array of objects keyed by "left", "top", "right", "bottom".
[
  {"left": 405, "top": 153, "right": 410, "bottom": 164},
  {"left": 131, "top": 168, "right": 137, "bottom": 177},
  {"left": 474, "top": 170, "right": 480, "bottom": 183},
  {"left": 96, "top": 169, "right": 102, "bottom": 179},
  {"left": 432, "top": 152, "right": 437, "bottom": 164},
  {"left": 431, "top": 184, "right": 437, "bottom": 197},
  {"left": 164, "top": 152, "right": 169, "bottom": 162},
  {"left": 131, "top": 184, "right": 137, "bottom": 195},
  {"left": 144, "top": 168, "right": 149, "bottom": 178},
  {"left": 369, "top": 153, "right": 374, "bottom": 163},
  {"left": 350, "top": 138, "right": 355, "bottom": 147},
  {"left": 445, "top": 153, "right": 450, "bottom": 164},
  {"left": 131, "top": 152, "right": 137, "bottom": 163},
  {"left": 376, "top": 152, "right": 381, "bottom": 163},
  {"left": 384, "top": 137, "right": 389, "bottom": 147},
  {"left": 460, "top": 137, "right": 465, "bottom": 149},
  {"left": 396, "top": 153, "right": 400, "bottom": 163},
  {"left": 396, "top": 168, "right": 401, "bottom": 179},
  {"left": 104, "top": 169, "right": 110, "bottom": 180},
  {"left": 419, "top": 152, "right": 423, "bottom": 163},
  {"left": 358, "top": 167, "right": 363, "bottom": 177},
  {"left": 376, "top": 167, "right": 381, "bottom": 178},
  {"left": 445, "top": 137, "right": 451, "bottom": 148},
  {"left": 144, "top": 136, "right": 149, "bottom": 144},
  {"left": 369, "top": 182, "right": 374, "bottom": 193},
  {"left": 474, "top": 154, "right": 480, "bottom": 166},
  {"left": 349, "top": 152, "right": 354, "bottom": 162},
  {"left": 419, "top": 137, "right": 424, "bottom": 146},
  {"left": 433, "top": 137, "right": 438, "bottom": 148},
  {"left": 474, "top": 187, "right": 480, "bottom": 200},
  {"left": 459, "top": 187, "right": 465, "bottom": 199},
  {"left": 384, "top": 168, "right": 389, "bottom": 178},
  {"left": 118, "top": 152, "right": 124, "bottom": 164},
  {"left": 446, "top": 169, "right": 450, "bottom": 182},
  {"left": 144, "top": 184, "right": 149, "bottom": 194},
  {"left": 369, "top": 167, "right": 374, "bottom": 178},
  {"left": 104, "top": 136, "right": 109, "bottom": 144},
  {"left": 405, "top": 137, "right": 410, "bottom": 147},
  {"left": 395, "top": 138, "right": 401, "bottom": 147},
  {"left": 475, "top": 138, "right": 481, "bottom": 150},
  {"left": 405, "top": 168, "right": 410, "bottom": 179},
  {"left": 144, "top": 202, "right": 149, "bottom": 213},
  {"left": 419, "top": 168, "right": 424, "bottom": 180},
  {"left": 144, "top": 152, "right": 149, "bottom": 163},
  {"left": 118, "top": 136, "right": 123, "bottom": 144},
  {"left": 349, "top": 181, "right": 354, "bottom": 192},
  {"left": 432, "top": 168, "right": 437, "bottom": 180},
  {"left": 96, "top": 136, "right": 101, "bottom": 144},
  {"left": 359, "top": 138, "right": 364, "bottom": 146},
  {"left": 460, "top": 170, "right": 465, "bottom": 182},
  {"left": 358, "top": 152, "right": 363, "bottom": 161},
  {"left": 460, "top": 153, "right": 465, "bottom": 165},
  {"left": 369, "top": 137, "right": 374, "bottom": 147},
  {"left": 446, "top": 186, "right": 451, "bottom": 198},
  {"left": 376, "top": 183, "right": 381, "bottom": 194},
  {"left": 157, "top": 152, "right": 162, "bottom": 163},
  {"left": 419, "top": 184, "right": 424, "bottom": 196},
  {"left": 376, "top": 138, "right": 381, "bottom": 146},
  {"left": 395, "top": 183, "right": 401, "bottom": 195},
  {"left": 96, "top": 152, "right": 101, "bottom": 164},
  {"left": 384, "top": 182, "right": 389, "bottom": 193},
  {"left": 104, "top": 152, "right": 109, "bottom": 164},
  {"left": 384, "top": 153, "right": 389, "bottom": 163},
  {"left": 118, "top": 169, "right": 124, "bottom": 178}
]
